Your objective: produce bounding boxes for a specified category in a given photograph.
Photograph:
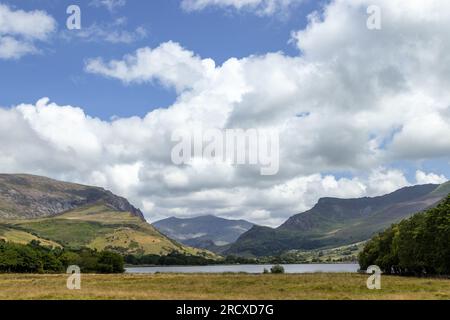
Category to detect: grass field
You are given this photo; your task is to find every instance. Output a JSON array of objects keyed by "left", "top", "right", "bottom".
[{"left": 0, "top": 273, "right": 448, "bottom": 300}]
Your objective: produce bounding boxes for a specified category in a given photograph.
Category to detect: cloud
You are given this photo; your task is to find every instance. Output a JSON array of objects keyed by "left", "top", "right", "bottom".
[
  {"left": 0, "top": 4, "right": 56, "bottom": 59},
  {"left": 90, "top": 0, "right": 126, "bottom": 12},
  {"left": 85, "top": 41, "right": 216, "bottom": 92},
  {"left": 181, "top": 0, "right": 303, "bottom": 16},
  {"left": 61, "top": 17, "right": 147, "bottom": 44},
  {"left": 0, "top": 36, "right": 35, "bottom": 59},
  {"left": 415, "top": 170, "right": 448, "bottom": 185},
  {"left": 2, "top": 0, "right": 450, "bottom": 226},
  {"left": 367, "top": 168, "right": 410, "bottom": 195}
]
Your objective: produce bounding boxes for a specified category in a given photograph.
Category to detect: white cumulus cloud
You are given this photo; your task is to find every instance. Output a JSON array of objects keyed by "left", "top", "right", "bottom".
[
  {"left": 85, "top": 41, "right": 216, "bottom": 92},
  {"left": 0, "top": 4, "right": 56, "bottom": 59},
  {"left": 416, "top": 170, "right": 448, "bottom": 185}
]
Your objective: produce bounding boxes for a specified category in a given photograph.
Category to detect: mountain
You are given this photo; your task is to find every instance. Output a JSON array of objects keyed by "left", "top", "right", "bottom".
[
  {"left": 0, "top": 174, "right": 214, "bottom": 257},
  {"left": 227, "top": 182, "right": 450, "bottom": 257},
  {"left": 0, "top": 174, "right": 144, "bottom": 220},
  {"left": 153, "top": 215, "right": 253, "bottom": 253}
]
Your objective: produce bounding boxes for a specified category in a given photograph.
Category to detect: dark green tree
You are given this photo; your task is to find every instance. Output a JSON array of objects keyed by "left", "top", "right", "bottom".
[{"left": 359, "top": 195, "right": 450, "bottom": 276}]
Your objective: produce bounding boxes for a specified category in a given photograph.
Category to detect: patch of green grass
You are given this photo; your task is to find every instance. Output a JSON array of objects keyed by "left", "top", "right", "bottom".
[
  {"left": 58, "top": 205, "right": 141, "bottom": 224},
  {"left": 0, "top": 225, "right": 61, "bottom": 248},
  {"left": 279, "top": 242, "right": 366, "bottom": 263},
  {"left": 14, "top": 220, "right": 113, "bottom": 248}
]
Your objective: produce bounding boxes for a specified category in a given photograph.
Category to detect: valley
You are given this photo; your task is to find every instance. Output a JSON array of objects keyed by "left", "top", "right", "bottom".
[
  {"left": 0, "top": 173, "right": 449, "bottom": 269},
  {"left": 153, "top": 215, "right": 253, "bottom": 254}
]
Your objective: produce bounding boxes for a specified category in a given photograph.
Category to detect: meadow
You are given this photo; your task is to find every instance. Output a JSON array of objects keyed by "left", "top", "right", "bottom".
[{"left": 0, "top": 273, "right": 448, "bottom": 300}]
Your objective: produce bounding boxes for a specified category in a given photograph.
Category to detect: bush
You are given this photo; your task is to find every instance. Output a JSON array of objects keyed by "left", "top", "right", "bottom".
[{"left": 270, "top": 264, "right": 285, "bottom": 274}]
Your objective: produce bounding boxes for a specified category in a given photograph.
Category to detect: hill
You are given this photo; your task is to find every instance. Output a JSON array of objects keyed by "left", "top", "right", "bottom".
[
  {"left": 0, "top": 174, "right": 213, "bottom": 257},
  {"left": 153, "top": 215, "right": 253, "bottom": 253},
  {"left": 227, "top": 183, "right": 450, "bottom": 257},
  {"left": 0, "top": 174, "right": 144, "bottom": 220}
]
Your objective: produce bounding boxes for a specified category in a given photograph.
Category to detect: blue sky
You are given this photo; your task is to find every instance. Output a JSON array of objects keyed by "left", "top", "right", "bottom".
[{"left": 0, "top": 0, "right": 320, "bottom": 119}]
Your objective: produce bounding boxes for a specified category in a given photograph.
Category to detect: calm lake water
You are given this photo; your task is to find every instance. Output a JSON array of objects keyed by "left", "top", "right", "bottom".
[{"left": 125, "top": 263, "right": 360, "bottom": 274}]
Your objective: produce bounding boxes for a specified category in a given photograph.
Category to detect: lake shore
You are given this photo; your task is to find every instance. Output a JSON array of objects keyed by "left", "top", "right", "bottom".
[
  {"left": 124, "top": 261, "right": 360, "bottom": 268},
  {"left": 0, "top": 273, "right": 449, "bottom": 300},
  {"left": 125, "top": 263, "right": 359, "bottom": 274}
]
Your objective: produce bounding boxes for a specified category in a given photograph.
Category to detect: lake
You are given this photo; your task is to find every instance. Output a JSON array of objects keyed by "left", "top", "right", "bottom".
[{"left": 126, "top": 263, "right": 360, "bottom": 274}]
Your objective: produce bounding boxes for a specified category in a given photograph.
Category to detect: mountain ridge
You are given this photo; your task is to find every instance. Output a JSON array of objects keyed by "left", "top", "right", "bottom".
[
  {"left": 227, "top": 182, "right": 450, "bottom": 257},
  {"left": 279, "top": 184, "right": 439, "bottom": 232},
  {"left": 0, "top": 174, "right": 145, "bottom": 220}
]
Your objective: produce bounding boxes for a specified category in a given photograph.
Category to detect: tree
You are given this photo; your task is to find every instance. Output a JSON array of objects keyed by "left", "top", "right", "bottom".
[
  {"left": 0, "top": 242, "right": 126, "bottom": 274},
  {"left": 359, "top": 195, "right": 450, "bottom": 276},
  {"left": 98, "top": 251, "right": 124, "bottom": 273}
]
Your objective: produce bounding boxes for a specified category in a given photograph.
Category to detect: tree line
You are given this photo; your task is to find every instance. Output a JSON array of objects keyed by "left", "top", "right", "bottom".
[
  {"left": 359, "top": 194, "right": 450, "bottom": 276},
  {"left": 124, "top": 252, "right": 256, "bottom": 266},
  {"left": 0, "top": 240, "right": 124, "bottom": 273}
]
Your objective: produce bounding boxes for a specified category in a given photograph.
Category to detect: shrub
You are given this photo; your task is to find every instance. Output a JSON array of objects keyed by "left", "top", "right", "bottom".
[{"left": 270, "top": 264, "right": 285, "bottom": 274}]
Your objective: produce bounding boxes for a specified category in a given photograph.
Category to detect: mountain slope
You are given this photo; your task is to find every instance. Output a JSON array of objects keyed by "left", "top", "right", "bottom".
[
  {"left": 153, "top": 215, "right": 253, "bottom": 253},
  {"left": 278, "top": 184, "right": 439, "bottom": 232},
  {"left": 0, "top": 174, "right": 144, "bottom": 220},
  {"left": 227, "top": 183, "right": 449, "bottom": 257},
  {"left": 0, "top": 174, "right": 214, "bottom": 257}
]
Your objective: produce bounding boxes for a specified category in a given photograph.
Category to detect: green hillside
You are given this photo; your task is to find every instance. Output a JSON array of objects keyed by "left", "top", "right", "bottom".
[
  {"left": 0, "top": 225, "right": 61, "bottom": 248},
  {"left": 0, "top": 203, "right": 214, "bottom": 257}
]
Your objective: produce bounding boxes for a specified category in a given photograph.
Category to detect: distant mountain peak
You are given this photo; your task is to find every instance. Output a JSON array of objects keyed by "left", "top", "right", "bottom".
[{"left": 153, "top": 215, "right": 254, "bottom": 253}]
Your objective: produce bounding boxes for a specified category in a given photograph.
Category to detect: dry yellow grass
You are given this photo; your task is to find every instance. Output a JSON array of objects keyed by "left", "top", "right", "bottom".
[{"left": 0, "top": 273, "right": 448, "bottom": 300}]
